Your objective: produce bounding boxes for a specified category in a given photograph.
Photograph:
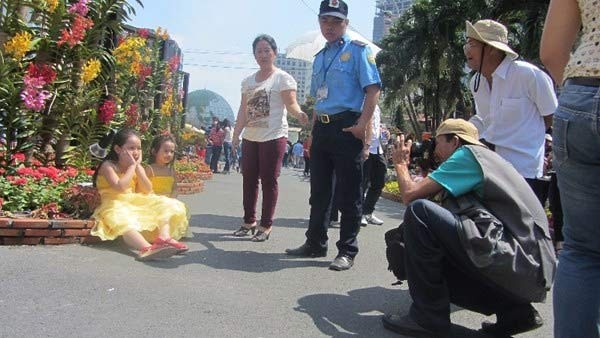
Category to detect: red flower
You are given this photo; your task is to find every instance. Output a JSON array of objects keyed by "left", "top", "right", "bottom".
[
  {"left": 85, "top": 169, "right": 95, "bottom": 176},
  {"left": 137, "top": 29, "right": 150, "bottom": 39},
  {"left": 168, "top": 55, "right": 180, "bottom": 72},
  {"left": 13, "top": 177, "right": 28, "bottom": 185},
  {"left": 66, "top": 167, "right": 79, "bottom": 177},
  {"left": 137, "top": 64, "right": 152, "bottom": 87},
  {"left": 12, "top": 153, "right": 26, "bottom": 163},
  {"left": 125, "top": 103, "right": 139, "bottom": 127},
  {"left": 58, "top": 15, "right": 94, "bottom": 48},
  {"left": 16, "top": 167, "right": 34, "bottom": 176},
  {"left": 98, "top": 99, "right": 117, "bottom": 125}
]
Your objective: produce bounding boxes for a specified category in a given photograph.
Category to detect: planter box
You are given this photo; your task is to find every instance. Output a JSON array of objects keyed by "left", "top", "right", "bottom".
[
  {"left": 176, "top": 181, "right": 204, "bottom": 195},
  {"left": 0, "top": 217, "right": 100, "bottom": 246}
]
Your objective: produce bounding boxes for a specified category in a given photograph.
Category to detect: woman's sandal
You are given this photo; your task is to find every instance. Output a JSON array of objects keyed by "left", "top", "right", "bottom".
[
  {"left": 251, "top": 229, "right": 271, "bottom": 242},
  {"left": 232, "top": 222, "right": 257, "bottom": 237},
  {"left": 155, "top": 237, "right": 189, "bottom": 254},
  {"left": 137, "top": 243, "right": 179, "bottom": 261}
]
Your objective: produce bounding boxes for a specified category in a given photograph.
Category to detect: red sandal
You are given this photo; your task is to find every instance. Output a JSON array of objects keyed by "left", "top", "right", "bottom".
[
  {"left": 137, "top": 243, "right": 179, "bottom": 261},
  {"left": 155, "top": 237, "right": 189, "bottom": 254}
]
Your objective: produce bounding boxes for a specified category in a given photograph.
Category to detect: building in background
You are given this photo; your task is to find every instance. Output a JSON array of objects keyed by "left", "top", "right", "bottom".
[
  {"left": 373, "top": 0, "right": 414, "bottom": 43},
  {"left": 275, "top": 54, "right": 312, "bottom": 105}
]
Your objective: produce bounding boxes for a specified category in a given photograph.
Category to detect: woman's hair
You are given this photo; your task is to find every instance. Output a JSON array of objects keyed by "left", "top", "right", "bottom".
[
  {"left": 252, "top": 34, "right": 277, "bottom": 54},
  {"left": 221, "top": 118, "right": 231, "bottom": 128},
  {"left": 149, "top": 134, "right": 177, "bottom": 165},
  {"left": 92, "top": 128, "right": 139, "bottom": 186}
]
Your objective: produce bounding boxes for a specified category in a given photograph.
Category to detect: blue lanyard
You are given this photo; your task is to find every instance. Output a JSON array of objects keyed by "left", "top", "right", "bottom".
[{"left": 321, "top": 42, "right": 344, "bottom": 84}]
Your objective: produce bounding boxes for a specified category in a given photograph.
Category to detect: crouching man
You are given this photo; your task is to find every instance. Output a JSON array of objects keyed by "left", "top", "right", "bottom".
[{"left": 382, "top": 119, "right": 556, "bottom": 338}]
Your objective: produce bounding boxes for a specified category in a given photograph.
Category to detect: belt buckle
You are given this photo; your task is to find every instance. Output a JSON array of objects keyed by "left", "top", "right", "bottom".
[{"left": 319, "top": 114, "right": 330, "bottom": 124}]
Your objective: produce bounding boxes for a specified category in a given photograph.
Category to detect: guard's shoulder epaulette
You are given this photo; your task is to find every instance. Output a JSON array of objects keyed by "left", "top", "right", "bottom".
[{"left": 351, "top": 40, "right": 367, "bottom": 47}]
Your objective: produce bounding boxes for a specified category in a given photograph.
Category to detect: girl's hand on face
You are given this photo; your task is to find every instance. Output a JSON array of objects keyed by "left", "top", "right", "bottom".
[{"left": 122, "top": 150, "right": 137, "bottom": 167}]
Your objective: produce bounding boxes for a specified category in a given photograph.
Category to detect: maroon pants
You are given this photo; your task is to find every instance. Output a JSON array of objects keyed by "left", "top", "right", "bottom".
[{"left": 241, "top": 137, "right": 287, "bottom": 228}]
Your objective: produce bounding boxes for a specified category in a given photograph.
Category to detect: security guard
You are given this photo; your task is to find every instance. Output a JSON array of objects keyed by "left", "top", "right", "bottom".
[{"left": 286, "top": 0, "right": 382, "bottom": 271}]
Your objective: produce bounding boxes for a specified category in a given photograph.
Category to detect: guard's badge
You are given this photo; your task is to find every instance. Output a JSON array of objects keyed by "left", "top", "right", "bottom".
[
  {"left": 367, "top": 54, "right": 376, "bottom": 64},
  {"left": 340, "top": 52, "right": 351, "bottom": 62},
  {"left": 329, "top": 0, "right": 339, "bottom": 8}
]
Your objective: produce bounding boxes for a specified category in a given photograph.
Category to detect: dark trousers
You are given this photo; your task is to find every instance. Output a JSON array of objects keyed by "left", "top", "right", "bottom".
[
  {"left": 241, "top": 137, "right": 286, "bottom": 228},
  {"left": 210, "top": 145, "right": 222, "bottom": 173},
  {"left": 362, "top": 152, "right": 386, "bottom": 215},
  {"left": 548, "top": 173, "right": 563, "bottom": 242},
  {"left": 525, "top": 178, "right": 548, "bottom": 206},
  {"left": 306, "top": 114, "right": 363, "bottom": 258},
  {"left": 223, "top": 142, "right": 232, "bottom": 172},
  {"left": 404, "top": 200, "right": 528, "bottom": 332},
  {"left": 303, "top": 156, "right": 310, "bottom": 175}
]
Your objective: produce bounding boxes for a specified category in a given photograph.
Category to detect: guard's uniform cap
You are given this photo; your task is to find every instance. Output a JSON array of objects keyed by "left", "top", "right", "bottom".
[{"left": 319, "top": 0, "right": 348, "bottom": 20}]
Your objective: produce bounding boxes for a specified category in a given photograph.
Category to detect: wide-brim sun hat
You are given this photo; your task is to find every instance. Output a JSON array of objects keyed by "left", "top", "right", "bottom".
[
  {"left": 436, "top": 118, "right": 486, "bottom": 147},
  {"left": 466, "top": 20, "right": 518, "bottom": 60}
]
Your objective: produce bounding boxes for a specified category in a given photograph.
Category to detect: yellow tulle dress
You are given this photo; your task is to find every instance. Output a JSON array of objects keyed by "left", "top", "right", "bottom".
[
  {"left": 150, "top": 175, "right": 175, "bottom": 196},
  {"left": 91, "top": 174, "right": 189, "bottom": 241}
]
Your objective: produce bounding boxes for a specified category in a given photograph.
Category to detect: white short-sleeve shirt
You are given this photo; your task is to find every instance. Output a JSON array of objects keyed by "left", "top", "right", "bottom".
[
  {"left": 241, "top": 68, "right": 297, "bottom": 142},
  {"left": 470, "top": 57, "right": 558, "bottom": 179}
]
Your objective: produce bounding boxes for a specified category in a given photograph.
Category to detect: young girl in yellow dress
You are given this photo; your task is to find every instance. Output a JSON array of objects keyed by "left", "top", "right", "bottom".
[
  {"left": 91, "top": 129, "right": 189, "bottom": 261},
  {"left": 145, "top": 134, "right": 178, "bottom": 198}
]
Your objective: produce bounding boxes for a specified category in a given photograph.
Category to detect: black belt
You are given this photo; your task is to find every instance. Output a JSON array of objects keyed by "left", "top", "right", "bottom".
[
  {"left": 564, "top": 77, "right": 600, "bottom": 87},
  {"left": 316, "top": 111, "right": 360, "bottom": 124}
]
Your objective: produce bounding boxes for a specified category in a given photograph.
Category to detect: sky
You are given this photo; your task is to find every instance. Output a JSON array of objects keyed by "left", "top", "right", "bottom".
[{"left": 129, "top": 0, "right": 377, "bottom": 116}]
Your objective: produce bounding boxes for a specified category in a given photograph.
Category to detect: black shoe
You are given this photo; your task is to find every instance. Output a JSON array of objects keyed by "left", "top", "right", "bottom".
[
  {"left": 481, "top": 304, "right": 543, "bottom": 337},
  {"left": 285, "top": 243, "right": 327, "bottom": 257},
  {"left": 329, "top": 255, "right": 354, "bottom": 271},
  {"left": 382, "top": 314, "right": 437, "bottom": 338}
]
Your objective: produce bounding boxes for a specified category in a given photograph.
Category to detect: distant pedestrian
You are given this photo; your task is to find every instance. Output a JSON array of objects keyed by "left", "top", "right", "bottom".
[{"left": 232, "top": 34, "right": 309, "bottom": 242}]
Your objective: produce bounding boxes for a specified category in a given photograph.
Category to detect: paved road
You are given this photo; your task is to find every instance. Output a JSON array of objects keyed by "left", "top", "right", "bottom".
[{"left": 0, "top": 168, "right": 553, "bottom": 337}]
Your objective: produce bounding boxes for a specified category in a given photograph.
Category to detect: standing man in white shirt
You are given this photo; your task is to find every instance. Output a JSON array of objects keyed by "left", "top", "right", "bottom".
[
  {"left": 361, "top": 105, "right": 387, "bottom": 226},
  {"left": 464, "top": 19, "right": 557, "bottom": 203}
]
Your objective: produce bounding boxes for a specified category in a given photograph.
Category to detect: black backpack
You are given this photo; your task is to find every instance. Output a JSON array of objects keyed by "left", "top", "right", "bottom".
[{"left": 385, "top": 222, "right": 407, "bottom": 284}]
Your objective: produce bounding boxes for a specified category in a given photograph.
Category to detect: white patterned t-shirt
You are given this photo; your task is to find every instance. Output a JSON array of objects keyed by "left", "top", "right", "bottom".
[{"left": 241, "top": 69, "right": 297, "bottom": 142}]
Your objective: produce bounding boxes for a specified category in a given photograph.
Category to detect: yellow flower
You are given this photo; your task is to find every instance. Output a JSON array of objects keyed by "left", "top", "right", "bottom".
[
  {"left": 161, "top": 96, "right": 173, "bottom": 116},
  {"left": 81, "top": 58, "right": 101, "bottom": 84},
  {"left": 156, "top": 27, "right": 170, "bottom": 41},
  {"left": 3, "top": 31, "right": 32, "bottom": 59},
  {"left": 45, "top": 0, "right": 59, "bottom": 13}
]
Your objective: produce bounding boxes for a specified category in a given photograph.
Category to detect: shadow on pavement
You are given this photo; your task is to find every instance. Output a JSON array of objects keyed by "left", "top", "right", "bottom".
[
  {"left": 189, "top": 214, "right": 309, "bottom": 231},
  {"left": 296, "top": 286, "right": 492, "bottom": 338},
  {"left": 142, "top": 231, "right": 331, "bottom": 272}
]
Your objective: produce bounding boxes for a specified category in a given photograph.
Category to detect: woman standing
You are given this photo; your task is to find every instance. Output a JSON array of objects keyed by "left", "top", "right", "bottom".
[
  {"left": 208, "top": 119, "right": 224, "bottom": 173},
  {"left": 541, "top": 1, "right": 600, "bottom": 337},
  {"left": 232, "top": 34, "right": 308, "bottom": 241},
  {"left": 222, "top": 119, "right": 233, "bottom": 173}
]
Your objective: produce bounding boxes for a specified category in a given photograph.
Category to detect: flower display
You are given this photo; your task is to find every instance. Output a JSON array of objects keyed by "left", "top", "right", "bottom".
[
  {"left": 20, "top": 88, "right": 52, "bottom": 112},
  {"left": 57, "top": 15, "right": 94, "bottom": 48},
  {"left": 125, "top": 103, "right": 139, "bottom": 127},
  {"left": 113, "top": 36, "right": 149, "bottom": 75},
  {"left": 98, "top": 99, "right": 117, "bottom": 124},
  {"left": 81, "top": 58, "right": 101, "bottom": 84},
  {"left": 0, "top": 157, "right": 94, "bottom": 215},
  {"left": 44, "top": 0, "right": 60, "bottom": 13},
  {"left": 20, "top": 63, "right": 56, "bottom": 112},
  {"left": 3, "top": 31, "right": 33, "bottom": 59},
  {"left": 68, "top": 0, "right": 91, "bottom": 16}
]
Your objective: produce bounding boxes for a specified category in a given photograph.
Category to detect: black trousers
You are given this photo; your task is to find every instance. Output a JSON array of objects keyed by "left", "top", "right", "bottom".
[
  {"left": 306, "top": 113, "right": 363, "bottom": 258},
  {"left": 362, "top": 152, "right": 386, "bottom": 215},
  {"left": 210, "top": 145, "right": 222, "bottom": 173},
  {"left": 403, "top": 200, "right": 528, "bottom": 332}
]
